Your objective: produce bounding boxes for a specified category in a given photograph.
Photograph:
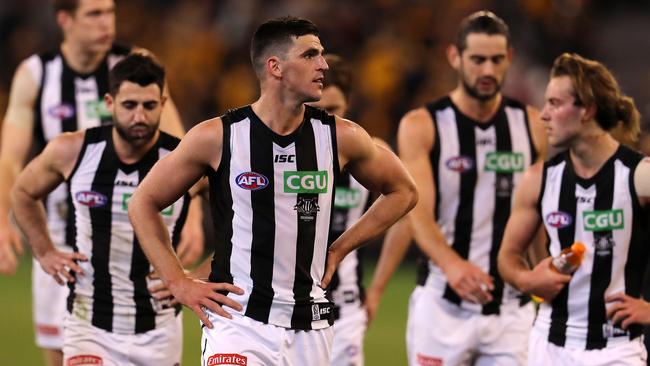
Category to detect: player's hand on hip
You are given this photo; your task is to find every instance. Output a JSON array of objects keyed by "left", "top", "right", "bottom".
[
  {"left": 444, "top": 258, "right": 494, "bottom": 304},
  {"left": 171, "top": 277, "right": 244, "bottom": 329},
  {"left": 0, "top": 223, "right": 23, "bottom": 275},
  {"left": 176, "top": 220, "right": 204, "bottom": 267},
  {"left": 521, "top": 256, "right": 571, "bottom": 301},
  {"left": 606, "top": 292, "right": 650, "bottom": 329},
  {"left": 37, "top": 249, "right": 87, "bottom": 285},
  {"left": 320, "top": 247, "right": 345, "bottom": 289}
]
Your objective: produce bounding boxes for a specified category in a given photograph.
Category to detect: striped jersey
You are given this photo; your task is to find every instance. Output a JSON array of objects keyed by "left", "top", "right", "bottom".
[
  {"left": 328, "top": 171, "right": 371, "bottom": 316},
  {"left": 417, "top": 96, "right": 537, "bottom": 314},
  {"left": 207, "top": 105, "right": 339, "bottom": 330},
  {"left": 23, "top": 44, "right": 131, "bottom": 248},
  {"left": 536, "top": 145, "right": 648, "bottom": 349},
  {"left": 67, "top": 125, "right": 188, "bottom": 334}
]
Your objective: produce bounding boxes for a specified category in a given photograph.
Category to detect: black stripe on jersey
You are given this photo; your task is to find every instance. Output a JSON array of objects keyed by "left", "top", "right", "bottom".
[
  {"left": 60, "top": 58, "right": 78, "bottom": 133},
  {"left": 585, "top": 165, "right": 615, "bottom": 349},
  {"left": 244, "top": 116, "right": 277, "bottom": 324},
  {"left": 426, "top": 103, "right": 442, "bottom": 226},
  {"left": 443, "top": 116, "right": 476, "bottom": 305},
  {"left": 95, "top": 58, "right": 112, "bottom": 126},
  {"left": 90, "top": 128, "right": 119, "bottom": 331},
  {"left": 548, "top": 155, "right": 577, "bottom": 347},
  {"left": 208, "top": 115, "right": 234, "bottom": 285},
  {"left": 291, "top": 119, "right": 319, "bottom": 329},
  {"left": 483, "top": 111, "right": 512, "bottom": 315}
]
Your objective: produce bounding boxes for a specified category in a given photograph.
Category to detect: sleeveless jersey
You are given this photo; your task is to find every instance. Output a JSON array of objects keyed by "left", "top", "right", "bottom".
[
  {"left": 207, "top": 105, "right": 339, "bottom": 330},
  {"left": 536, "top": 145, "right": 648, "bottom": 349},
  {"left": 418, "top": 96, "right": 537, "bottom": 315},
  {"left": 67, "top": 125, "right": 188, "bottom": 334}
]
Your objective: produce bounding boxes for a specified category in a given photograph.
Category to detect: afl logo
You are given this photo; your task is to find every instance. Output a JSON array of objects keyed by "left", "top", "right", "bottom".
[
  {"left": 75, "top": 191, "right": 108, "bottom": 208},
  {"left": 236, "top": 172, "right": 269, "bottom": 191},
  {"left": 445, "top": 156, "right": 474, "bottom": 173},
  {"left": 546, "top": 211, "right": 573, "bottom": 228},
  {"left": 47, "top": 103, "right": 75, "bottom": 119}
]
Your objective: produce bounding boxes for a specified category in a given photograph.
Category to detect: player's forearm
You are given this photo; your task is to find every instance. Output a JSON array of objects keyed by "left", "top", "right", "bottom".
[
  {"left": 409, "top": 213, "right": 463, "bottom": 271},
  {"left": 190, "top": 254, "right": 213, "bottom": 280},
  {"left": 368, "top": 219, "right": 412, "bottom": 294},
  {"left": 497, "top": 247, "right": 531, "bottom": 292},
  {"left": 0, "top": 159, "right": 19, "bottom": 225},
  {"left": 10, "top": 186, "right": 54, "bottom": 257}
]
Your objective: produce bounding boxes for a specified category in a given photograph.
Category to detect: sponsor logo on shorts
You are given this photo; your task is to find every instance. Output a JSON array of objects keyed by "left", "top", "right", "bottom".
[
  {"left": 36, "top": 324, "right": 60, "bottom": 336},
  {"left": 235, "top": 172, "right": 269, "bottom": 191},
  {"left": 66, "top": 355, "right": 103, "bottom": 365},
  {"left": 416, "top": 353, "right": 443, "bottom": 366},
  {"left": 207, "top": 353, "right": 247, "bottom": 365},
  {"left": 545, "top": 211, "right": 572, "bottom": 229},
  {"left": 75, "top": 191, "right": 108, "bottom": 208},
  {"left": 48, "top": 103, "right": 75, "bottom": 119},
  {"left": 484, "top": 152, "right": 524, "bottom": 173},
  {"left": 583, "top": 209, "right": 624, "bottom": 231},
  {"left": 445, "top": 156, "right": 473, "bottom": 173},
  {"left": 284, "top": 171, "right": 328, "bottom": 193}
]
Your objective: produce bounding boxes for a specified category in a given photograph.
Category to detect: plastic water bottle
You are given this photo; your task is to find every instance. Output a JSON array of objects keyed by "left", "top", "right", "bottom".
[{"left": 551, "top": 242, "right": 586, "bottom": 274}]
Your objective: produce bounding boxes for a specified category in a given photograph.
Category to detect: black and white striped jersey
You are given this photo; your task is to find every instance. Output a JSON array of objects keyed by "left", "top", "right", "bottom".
[
  {"left": 207, "top": 105, "right": 339, "bottom": 330},
  {"left": 536, "top": 145, "right": 648, "bottom": 350},
  {"left": 328, "top": 171, "right": 371, "bottom": 313},
  {"left": 23, "top": 44, "right": 131, "bottom": 248},
  {"left": 417, "top": 96, "right": 537, "bottom": 314},
  {"left": 67, "top": 125, "right": 188, "bottom": 334}
]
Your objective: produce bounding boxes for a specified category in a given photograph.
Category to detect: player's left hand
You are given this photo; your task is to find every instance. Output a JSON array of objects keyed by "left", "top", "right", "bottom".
[
  {"left": 320, "top": 246, "right": 345, "bottom": 289},
  {"left": 606, "top": 292, "right": 650, "bottom": 329},
  {"left": 148, "top": 271, "right": 175, "bottom": 305},
  {"left": 177, "top": 218, "right": 204, "bottom": 267}
]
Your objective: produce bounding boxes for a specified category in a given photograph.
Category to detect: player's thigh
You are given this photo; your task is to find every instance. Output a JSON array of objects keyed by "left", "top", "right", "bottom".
[
  {"left": 131, "top": 313, "right": 183, "bottom": 366},
  {"left": 285, "top": 326, "right": 334, "bottom": 366},
  {"left": 476, "top": 302, "right": 535, "bottom": 366},
  {"left": 330, "top": 307, "right": 366, "bottom": 366},
  {"left": 63, "top": 316, "right": 121, "bottom": 366},
  {"left": 32, "top": 258, "right": 68, "bottom": 349}
]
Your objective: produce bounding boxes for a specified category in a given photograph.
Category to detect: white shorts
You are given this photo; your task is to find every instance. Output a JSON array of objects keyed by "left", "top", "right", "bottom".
[
  {"left": 406, "top": 285, "right": 535, "bottom": 366},
  {"left": 331, "top": 305, "right": 367, "bottom": 366},
  {"left": 33, "top": 257, "right": 69, "bottom": 349},
  {"left": 201, "top": 310, "right": 334, "bottom": 366},
  {"left": 528, "top": 326, "right": 647, "bottom": 366},
  {"left": 63, "top": 313, "right": 182, "bottom": 366}
]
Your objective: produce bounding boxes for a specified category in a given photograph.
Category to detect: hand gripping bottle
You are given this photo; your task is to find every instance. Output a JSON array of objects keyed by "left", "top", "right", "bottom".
[{"left": 551, "top": 242, "right": 586, "bottom": 274}]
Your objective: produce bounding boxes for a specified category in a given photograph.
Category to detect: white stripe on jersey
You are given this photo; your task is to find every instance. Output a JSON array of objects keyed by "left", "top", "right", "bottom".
[
  {"left": 41, "top": 55, "right": 64, "bottom": 141},
  {"left": 434, "top": 106, "right": 461, "bottom": 241},
  {"left": 74, "top": 77, "right": 102, "bottom": 131},
  {"left": 505, "top": 106, "right": 533, "bottom": 189}
]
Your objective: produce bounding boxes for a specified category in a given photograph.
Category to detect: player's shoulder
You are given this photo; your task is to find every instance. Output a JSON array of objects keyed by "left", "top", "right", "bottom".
[{"left": 46, "top": 130, "right": 86, "bottom": 159}]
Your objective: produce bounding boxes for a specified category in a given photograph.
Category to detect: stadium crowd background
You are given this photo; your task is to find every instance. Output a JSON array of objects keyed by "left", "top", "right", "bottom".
[{"left": 2, "top": 0, "right": 650, "bottom": 148}]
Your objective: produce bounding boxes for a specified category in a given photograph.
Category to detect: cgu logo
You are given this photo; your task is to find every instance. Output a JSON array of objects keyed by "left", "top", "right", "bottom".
[
  {"left": 583, "top": 210, "right": 624, "bottom": 231},
  {"left": 284, "top": 171, "right": 328, "bottom": 193},
  {"left": 75, "top": 191, "right": 108, "bottom": 208},
  {"left": 484, "top": 152, "right": 525, "bottom": 173},
  {"left": 445, "top": 156, "right": 474, "bottom": 173},
  {"left": 207, "top": 353, "right": 247, "bottom": 366},
  {"left": 334, "top": 187, "right": 361, "bottom": 209},
  {"left": 546, "top": 211, "right": 572, "bottom": 228},
  {"left": 235, "top": 172, "right": 269, "bottom": 191}
]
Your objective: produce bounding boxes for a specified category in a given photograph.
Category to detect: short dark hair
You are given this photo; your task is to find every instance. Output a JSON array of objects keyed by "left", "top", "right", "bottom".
[
  {"left": 250, "top": 16, "right": 320, "bottom": 78},
  {"left": 323, "top": 54, "right": 352, "bottom": 100},
  {"left": 51, "top": 0, "right": 79, "bottom": 13},
  {"left": 455, "top": 11, "right": 510, "bottom": 52},
  {"left": 109, "top": 54, "right": 165, "bottom": 96}
]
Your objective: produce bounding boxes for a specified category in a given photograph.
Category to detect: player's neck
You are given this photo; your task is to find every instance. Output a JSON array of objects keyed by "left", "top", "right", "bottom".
[
  {"left": 450, "top": 88, "right": 501, "bottom": 123},
  {"left": 251, "top": 92, "right": 305, "bottom": 136},
  {"left": 112, "top": 128, "right": 160, "bottom": 165},
  {"left": 60, "top": 41, "right": 106, "bottom": 74},
  {"left": 569, "top": 129, "right": 619, "bottom": 179}
]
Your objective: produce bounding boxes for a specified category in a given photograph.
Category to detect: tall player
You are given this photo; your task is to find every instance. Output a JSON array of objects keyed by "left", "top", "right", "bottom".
[
  {"left": 128, "top": 17, "right": 417, "bottom": 365},
  {"left": 398, "top": 11, "right": 546, "bottom": 365},
  {"left": 0, "top": 1, "right": 202, "bottom": 364},
  {"left": 11, "top": 54, "right": 192, "bottom": 366},
  {"left": 499, "top": 53, "right": 649, "bottom": 366}
]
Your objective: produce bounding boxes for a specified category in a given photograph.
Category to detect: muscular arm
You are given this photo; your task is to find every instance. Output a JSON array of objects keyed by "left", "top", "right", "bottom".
[
  {"left": 0, "top": 61, "right": 38, "bottom": 274},
  {"left": 11, "top": 132, "right": 86, "bottom": 283},
  {"left": 321, "top": 117, "right": 418, "bottom": 287}
]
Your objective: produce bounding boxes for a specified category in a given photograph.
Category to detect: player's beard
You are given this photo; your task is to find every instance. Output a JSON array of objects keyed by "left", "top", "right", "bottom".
[
  {"left": 114, "top": 120, "right": 158, "bottom": 146},
  {"left": 461, "top": 75, "right": 502, "bottom": 102}
]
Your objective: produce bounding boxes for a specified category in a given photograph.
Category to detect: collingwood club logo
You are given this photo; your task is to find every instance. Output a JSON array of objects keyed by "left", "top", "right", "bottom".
[{"left": 294, "top": 197, "right": 319, "bottom": 221}]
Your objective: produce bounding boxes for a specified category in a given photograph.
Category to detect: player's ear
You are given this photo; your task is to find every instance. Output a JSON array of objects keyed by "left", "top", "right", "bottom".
[
  {"left": 267, "top": 56, "right": 282, "bottom": 79},
  {"left": 447, "top": 44, "right": 460, "bottom": 70},
  {"left": 104, "top": 93, "right": 115, "bottom": 112}
]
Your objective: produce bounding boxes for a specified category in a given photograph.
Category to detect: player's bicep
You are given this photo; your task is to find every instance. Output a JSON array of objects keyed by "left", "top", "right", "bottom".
[{"left": 2, "top": 62, "right": 38, "bottom": 165}]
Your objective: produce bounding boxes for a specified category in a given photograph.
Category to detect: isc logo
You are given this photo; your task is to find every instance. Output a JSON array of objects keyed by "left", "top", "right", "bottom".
[
  {"left": 484, "top": 152, "right": 524, "bottom": 173},
  {"left": 583, "top": 210, "right": 624, "bottom": 231},
  {"left": 235, "top": 172, "right": 269, "bottom": 190},
  {"left": 546, "top": 211, "right": 572, "bottom": 228},
  {"left": 274, "top": 154, "right": 295, "bottom": 163},
  {"left": 75, "top": 191, "right": 108, "bottom": 208},
  {"left": 445, "top": 156, "right": 474, "bottom": 173}
]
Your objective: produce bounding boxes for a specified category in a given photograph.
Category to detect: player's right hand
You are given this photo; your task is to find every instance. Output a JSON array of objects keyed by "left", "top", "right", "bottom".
[
  {"left": 169, "top": 277, "right": 244, "bottom": 329},
  {"left": 0, "top": 224, "right": 23, "bottom": 275},
  {"left": 364, "top": 287, "right": 382, "bottom": 326},
  {"left": 519, "top": 256, "right": 571, "bottom": 301},
  {"left": 37, "top": 249, "right": 87, "bottom": 285},
  {"left": 443, "top": 258, "right": 494, "bottom": 304}
]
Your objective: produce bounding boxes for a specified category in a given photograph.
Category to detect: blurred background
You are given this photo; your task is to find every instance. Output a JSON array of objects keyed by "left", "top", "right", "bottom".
[{"left": 2, "top": 0, "right": 650, "bottom": 364}]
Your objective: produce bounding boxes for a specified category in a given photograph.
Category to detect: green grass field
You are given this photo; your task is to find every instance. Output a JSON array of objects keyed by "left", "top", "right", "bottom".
[{"left": 0, "top": 256, "right": 415, "bottom": 365}]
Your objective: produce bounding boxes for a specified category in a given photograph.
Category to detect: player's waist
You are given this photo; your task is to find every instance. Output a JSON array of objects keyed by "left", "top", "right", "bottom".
[{"left": 532, "top": 317, "right": 641, "bottom": 350}]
